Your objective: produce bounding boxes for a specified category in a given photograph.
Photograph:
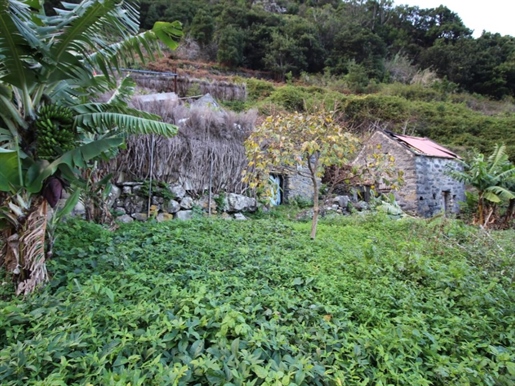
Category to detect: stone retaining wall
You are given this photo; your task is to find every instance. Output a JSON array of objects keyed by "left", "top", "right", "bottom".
[{"left": 75, "top": 182, "right": 258, "bottom": 222}]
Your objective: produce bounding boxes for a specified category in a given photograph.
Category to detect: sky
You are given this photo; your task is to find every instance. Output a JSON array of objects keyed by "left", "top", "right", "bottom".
[{"left": 396, "top": 0, "right": 515, "bottom": 38}]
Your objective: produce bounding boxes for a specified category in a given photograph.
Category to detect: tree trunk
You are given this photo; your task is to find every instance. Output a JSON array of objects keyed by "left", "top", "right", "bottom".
[
  {"left": 1, "top": 196, "right": 50, "bottom": 295},
  {"left": 308, "top": 152, "right": 320, "bottom": 240},
  {"left": 310, "top": 182, "right": 319, "bottom": 240},
  {"left": 503, "top": 198, "right": 515, "bottom": 227}
]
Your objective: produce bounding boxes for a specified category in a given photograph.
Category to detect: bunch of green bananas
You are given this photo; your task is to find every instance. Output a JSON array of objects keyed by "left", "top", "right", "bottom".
[{"left": 35, "top": 105, "right": 76, "bottom": 160}]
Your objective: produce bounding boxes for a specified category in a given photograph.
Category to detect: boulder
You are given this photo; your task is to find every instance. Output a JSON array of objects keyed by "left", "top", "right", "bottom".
[
  {"left": 227, "top": 193, "right": 257, "bottom": 212},
  {"left": 132, "top": 213, "right": 148, "bottom": 221},
  {"left": 335, "top": 195, "right": 350, "bottom": 209},
  {"left": 122, "top": 185, "right": 132, "bottom": 195},
  {"left": 354, "top": 201, "right": 369, "bottom": 211},
  {"left": 152, "top": 196, "right": 164, "bottom": 205},
  {"left": 195, "top": 196, "right": 217, "bottom": 212},
  {"left": 106, "top": 185, "right": 121, "bottom": 207},
  {"left": 124, "top": 196, "right": 145, "bottom": 214},
  {"left": 169, "top": 184, "right": 186, "bottom": 200},
  {"left": 180, "top": 196, "right": 194, "bottom": 209},
  {"left": 166, "top": 200, "right": 181, "bottom": 213},
  {"left": 72, "top": 201, "right": 86, "bottom": 216},
  {"left": 176, "top": 210, "right": 193, "bottom": 220},
  {"left": 117, "top": 214, "right": 133, "bottom": 223},
  {"left": 156, "top": 213, "right": 174, "bottom": 222}
]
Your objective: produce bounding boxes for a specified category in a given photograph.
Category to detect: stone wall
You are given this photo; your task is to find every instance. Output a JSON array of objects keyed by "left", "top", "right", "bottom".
[
  {"left": 100, "top": 182, "right": 257, "bottom": 223},
  {"left": 415, "top": 157, "right": 465, "bottom": 217},
  {"left": 353, "top": 131, "right": 418, "bottom": 214},
  {"left": 284, "top": 167, "right": 317, "bottom": 203}
]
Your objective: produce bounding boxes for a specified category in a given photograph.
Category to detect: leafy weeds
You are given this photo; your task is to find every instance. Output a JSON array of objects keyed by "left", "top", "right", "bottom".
[{"left": 0, "top": 216, "right": 514, "bottom": 385}]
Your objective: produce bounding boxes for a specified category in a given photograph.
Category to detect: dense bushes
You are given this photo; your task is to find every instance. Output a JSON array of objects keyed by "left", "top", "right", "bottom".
[
  {"left": 243, "top": 77, "right": 515, "bottom": 160},
  {"left": 1, "top": 215, "right": 514, "bottom": 385}
]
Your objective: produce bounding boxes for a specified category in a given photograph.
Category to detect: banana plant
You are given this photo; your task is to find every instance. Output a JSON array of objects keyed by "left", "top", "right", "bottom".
[
  {"left": 0, "top": 0, "right": 182, "bottom": 294},
  {"left": 450, "top": 144, "right": 515, "bottom": 226}
]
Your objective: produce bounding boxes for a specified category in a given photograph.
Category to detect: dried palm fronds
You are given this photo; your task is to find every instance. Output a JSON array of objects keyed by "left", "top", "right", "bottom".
[
  {"left": 17, "top": 199, "right": 48, "bottom": 295},
  {"left": 103, "top": 99, "right": 257, "bottom": 195},
  {"left": 0, "top": 194, "right": 49, "bottom": 295}
]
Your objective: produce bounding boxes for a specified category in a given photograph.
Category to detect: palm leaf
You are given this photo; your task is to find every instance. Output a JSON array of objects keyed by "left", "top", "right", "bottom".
[
  {"left": 25, "top": 137, "right": 124, "bottom": 193},
  {"left": 75, "top": 112, "right": 178, "bottom": 137},
  {"left": 0, "top": 0, "right": 38, "bottom": 116},
  {"left": 0, "top": 148, "right": 21, "bottom": 191},
  {"left": 484, "top": 186, "right": 515, "bottom": 203}
]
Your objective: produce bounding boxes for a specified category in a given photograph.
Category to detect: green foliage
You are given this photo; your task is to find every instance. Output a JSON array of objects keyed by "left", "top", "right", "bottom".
[
  {"left": 245, "top": 78, "right": 276, "bottom": 102},
  {"left": 0, "top": 216, "right": 514, "bottom": 384},
  {"left": 450, "top": 145, "right": 515, "bottom": 225},
  {"left": 138, "top": 181, "right": 176, "bottom": 202},
  {"left": 0, "top": 0, "right": 182, "bottom": 293}
]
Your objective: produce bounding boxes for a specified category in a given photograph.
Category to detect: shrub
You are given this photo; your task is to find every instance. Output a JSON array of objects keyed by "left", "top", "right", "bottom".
[{"left": 0, "top": 217, "right": 513, "bottom": 385}]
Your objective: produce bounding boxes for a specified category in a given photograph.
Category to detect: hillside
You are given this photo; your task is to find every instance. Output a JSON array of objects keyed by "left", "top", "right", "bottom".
[
  {"left": 141, "top": 55, "right": 515, "bottom": 161},
  {"left": 132, "top": 0, "right": 515, "bottom": 100}
]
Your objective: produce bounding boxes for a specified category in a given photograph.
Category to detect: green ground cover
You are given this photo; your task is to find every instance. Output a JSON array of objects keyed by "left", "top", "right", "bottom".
[{"left": 1, "top": 214, "right": 514, "bottom": 385}]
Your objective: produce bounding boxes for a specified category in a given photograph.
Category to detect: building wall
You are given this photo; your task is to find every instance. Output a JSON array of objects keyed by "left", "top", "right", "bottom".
[
  {"left": 353, "top": 131, "right": 418, "bottom": 214},
  {"left": 415, "top": 157, "right": 465, "bottom": 217},
  {"left": 284, "top": 167, "right": 316, "bottom": 203}
]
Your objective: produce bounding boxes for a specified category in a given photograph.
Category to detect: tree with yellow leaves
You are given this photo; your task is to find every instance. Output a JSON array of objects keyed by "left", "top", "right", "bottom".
[{"left": 244, "top": 110, "right": 360, "bottom": 239}]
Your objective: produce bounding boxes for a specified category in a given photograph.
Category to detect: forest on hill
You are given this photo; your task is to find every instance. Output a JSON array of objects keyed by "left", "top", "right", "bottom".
[{"left": 132, "top": 0, "right": 515, "bottom": 100}]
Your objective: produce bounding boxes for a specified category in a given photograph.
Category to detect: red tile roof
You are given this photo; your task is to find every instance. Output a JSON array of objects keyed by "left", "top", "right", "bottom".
[{"left": 390, "top": 133, "right": 460, "bottom": 159}]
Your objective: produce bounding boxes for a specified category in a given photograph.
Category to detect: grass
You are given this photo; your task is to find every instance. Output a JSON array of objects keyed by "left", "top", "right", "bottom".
[{"left": 0, "top": 212, "right": 514, "bottom": 385}]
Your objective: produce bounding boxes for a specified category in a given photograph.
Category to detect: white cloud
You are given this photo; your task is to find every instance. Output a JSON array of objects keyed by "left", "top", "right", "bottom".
[{"left": 397, "top": 0, "right": 515, "bottom": 37}]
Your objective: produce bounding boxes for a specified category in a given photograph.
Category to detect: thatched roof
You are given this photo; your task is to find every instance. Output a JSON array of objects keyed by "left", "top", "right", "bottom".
[{"left": 104, "top": 94, "right": 257, "bottom": 195}]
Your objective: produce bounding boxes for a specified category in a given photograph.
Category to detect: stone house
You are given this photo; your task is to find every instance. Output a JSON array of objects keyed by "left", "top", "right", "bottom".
[
  {"left": 353, "top": 130, "right": 465, "bottom": 217},
  {"left": 269, "top": 167, "right": 316, "bottom": 205}
]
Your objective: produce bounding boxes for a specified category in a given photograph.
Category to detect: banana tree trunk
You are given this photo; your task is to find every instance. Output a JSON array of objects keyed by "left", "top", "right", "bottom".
[
  {"left": 1, "top": 196, "right": 49, "bottom": 295},
  {"left": 503, "top": 198, "right": 515, "bottom": 227}
]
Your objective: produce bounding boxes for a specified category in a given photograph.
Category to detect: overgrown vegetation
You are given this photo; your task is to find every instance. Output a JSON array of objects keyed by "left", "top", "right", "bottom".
[
  {"left": 233, "top": 79, "right": 515, "bottom": 161},
  {"left": 130, "top": 0, "right": 515, "bottom": 100},
  {"left": 1, "top": 215, "right": 514, "bottom": 384}
]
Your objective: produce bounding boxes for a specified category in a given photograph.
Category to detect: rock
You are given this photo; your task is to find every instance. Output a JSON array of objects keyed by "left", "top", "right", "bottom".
[
  {"left": 221, "top": 212, "right": 232, "bottom": 220},
  {"left": 132, "top": 185, "right": 143, "bottom": 195},
  {"left": 166, "top": 200, "right": 181, "bottom": 213},
  {"left": 195, "top": 196, "right": 217, "bottom": 212},
  {"left": 122, "top": 186, "right": 132, "bottom": 195},
  {"left": 336, "top": 195, "right": 350, "bottom": 209},
  {"left": 180, "top": 196, "right": 193, "bottom": 209},
  {"left": 176, "top": 210, "right": 193, "bottom": 220},
  {"left": 151, "top": 196, "right": 164, "bottom": 205},
  {"left": 156, "top": 213, "right": 174, "bottom": 222},
  {"left": 169, "top": 184, "right": 186, "bottom": 200},
  {"left": 72, "top": 201, "right": 85, "bottom": 215},
  {"left": 107, "top": 185, "right": 121, "bottom": 207},
  {"left": 227, "top": 193, "right": 257, "bottom": 212},
  {"left": 117, "top": 214, "right": 133, "bottom": 223},
  {"left": 354, "top": 201, "right": 369, "bottom": 211},
  {"left": 124, "top": 196, "right": 145, "bottom": 214},
  {"left": 132, "top": 213, "right": 148, "bottom": 221},
  {"left": 113, "top": 207, "right": 126, "bottom": 216},
  {"left": 234, "top": 213, "right": 247, "bottom": 220}
]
